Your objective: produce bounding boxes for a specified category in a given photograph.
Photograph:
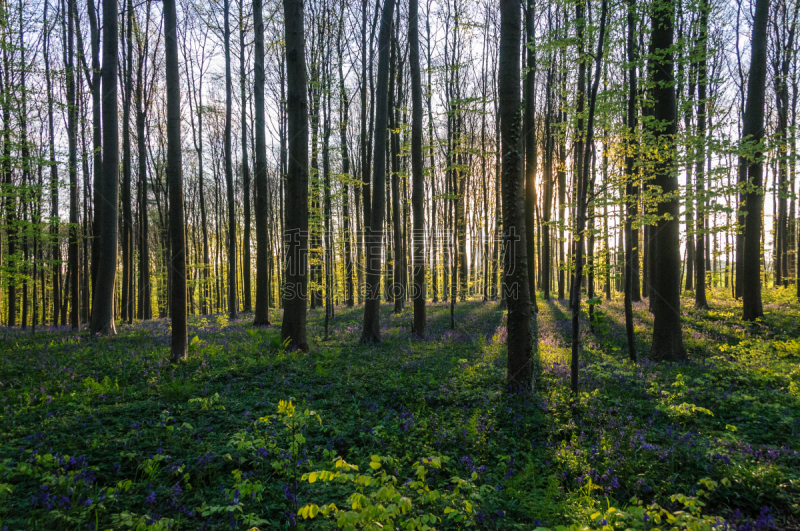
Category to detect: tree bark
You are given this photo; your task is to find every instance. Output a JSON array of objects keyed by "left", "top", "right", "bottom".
[
  {"left": 281, "top": 0, "right": 310, "bottom": 350},
  {"left": 121, "top": 0, "right": 134, "bottom": 324},
  {"left": 624, "top": 0, "right": 637, "bottom": 361},
  {"left": 361, "top": 0, "right": 395, "bottom": 343},
  {"left": 741, "top": 0, "right": 769, "bottom": 321},
  {"left": 164, "top": 0, "right": 187, "bottom": 361},
  {"left": 240, "top": 4, "right": 252, "bottom": 313},
  {"left": 499, "top": 0, "right": 533, "bottom": 391},
  {"left": 337, "top": 8, "right": 354, "bottom": 309},
  {"left": 648, "top": 0, "right": 686, "bottom": 361},
  {"left": 253, "top": 0, "right": 271, "bottom": 326},
  {"left": 89, "top": 0, "right": 119, "bottom": 336},
  {"left": 44, "top": 0, "right": 60, "bottom": 326},
  {"left": 694, "top": 0, "right": 709, "bottom": 309},
  {"left": 223, "top": 0, "right": 238, "bottom": 319},
  {"left": 410, "top": 0, "right": 425, "bottom": 335},
  {"left": 524, "top": 0, "right": 537, "bottom": 313}
]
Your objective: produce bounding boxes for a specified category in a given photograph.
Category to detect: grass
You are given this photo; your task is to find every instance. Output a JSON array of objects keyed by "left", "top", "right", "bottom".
[{"left": 0, "top": 288, "right": 798, "bottom": 530}]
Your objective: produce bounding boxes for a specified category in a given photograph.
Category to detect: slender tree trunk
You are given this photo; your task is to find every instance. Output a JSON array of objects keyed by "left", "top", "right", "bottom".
[
  {"left": 570, "top": 0, "right": 607, "bottom": 392},
  {"left": 136, "top": 1, "right": 152, "bottom": 320},
  {"left": 44, "top": 0, "right": 60, "bottom": 326},
  {"left": 337, "top": 11, "right": 354, "bottom": 309},
  {"left": 281, "top": 0, "right": 309, "bottom": 350},
  {"left": 542, "top": 63, "right": 554, "bottom": 301},
  {"left": 741, "top": 0, "right": 769, "bottom": 321},
  {"left": 223, "top": 0, "right": 238, "bottom": 319},
  {"left": 121, "top": 0, "right": 134, "bottom": 324},
  {"left": 695, "top": 0, "right": 709, "bottom": 309},
  {"left": 89, "top": 0, "right": 119, "bottom": 335},
  {"left": 361, "top": 0, "right": 395, "bottom": 343},
  {"left": 323, "top": 68, "right": 333, "bottom": 338},
  {"left": 239, "top": 7, "right": 252, "bottom": 313},
  {"left": 524, "top": 0, "right": 537, "bottom": 313},
  {"left": 164, "top": 0, "right": 187, "bottom": 361},
  {"left": 61, "top": 0, "right": 81, "bottom": 330},
  {"left": 648, "top": 0, "right": 686, "bottom": 360},
  {"left": 253, "top": 0, "right": 270, "bottom": 326},
  {"left": 624, "top": 0, "right": 637, "bottom": 361},
  {"left": 499, "top": 0, "right": 533, "bottom": 391},
  {"left": 391, "top": 32, "right": 404, "bottom": 314},
  {"left": 410, "top": 0, "right": 425, "bottom": 335}
]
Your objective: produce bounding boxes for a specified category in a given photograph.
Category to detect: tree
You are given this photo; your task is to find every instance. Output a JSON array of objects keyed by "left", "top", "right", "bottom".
[
  {"left": 135, "top": 0, "right": 154, "bottom": 321},
  {"left": 361, "top": 0, "right": 395, "bottom": 344},
  {"left": 223, "top": 0, "right": 238, "bottom": 320},
  {"left": 523, "top": 0, "right": 537, "bottom": 314},
  {"left": 43, "top": 0, "right": 60, "bottom": 326},
  {"left": 164, "top": 0, "right": 187, "bottom": 361},
  {"left": 499, "top": 0, "right": 532, "bottom": 391},
  {"left": 336, "top": 5, "right": 354, "bottom": 309},
  {"left": 624, "top": 0, "right": 637, "bottom": 361},
  {"left": 253, "top": 0, "right": 270, "bottom": 326},
  {"left": 694, "top": 0, "right": 709, "bottom": 310},
  {"left": 410, "top": 0, "right": 425, "bottom": 336},
  {"left": 240, "top": 0, "right": 252, "bottom": 313},
  {"left": 281, "top": 0, "right": 309, "bottom": 351},
  {"left": 741, "top": 0, "right": 770, "bottom": 321},
  {"left": 647, "top": 0, "right": 686, "bottom": 361},
  {"left": 570, "top": 0, "right": 608, "bottom": 393},
  {"left": 90, "top": 0, "right": 120, "bottom": 336}
]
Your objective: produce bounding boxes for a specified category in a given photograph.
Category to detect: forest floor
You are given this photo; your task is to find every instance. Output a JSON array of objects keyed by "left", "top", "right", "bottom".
[{"left": 1, "top": 288, "right": 799, "bottom": 530}]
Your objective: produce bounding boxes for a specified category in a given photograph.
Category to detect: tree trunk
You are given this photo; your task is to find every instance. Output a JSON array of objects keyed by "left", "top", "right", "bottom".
[
  {"left": 136, "top": 0, "right": 152, "bottom": 320},
  {"left": 164, "top": 0, "right": 187, "bottom": 361},
  {"left": 694, "top": 0, "right": 709, "bottom": 309},
  {"left": 253, "top": 0, "right": 270, "bottom": 326},
  {"left": 121, "top": 0, "right": 134, "bottom": 324},
  {"left": 87, "top": 0, "right": 102, "bottom": 300},
  {"left": 281, "top": 0, "right": 310, "bottom": 350},
  {"left": 524, "top": 0, "right": 537, "bottom": 312},
  {"left": 44, "top": 0, "right": 60, "bottom": 326},
  {"left": 410, "top": 0, "right": 425, "bottom": 335},
  {"left": 624, "top": 0, "right": 637, "bottom": 361},
  {"left": 223, "top": 0, "right": 238, "bottom": 319},
  {"left": 648, "top": 0, "right": 686, "bottom": 360},
  {"left": 499, "top": 0, "right": 533, "bottom": 391},
  {"left": 90, "top": 0, "right": 118, "bottom": 336},
  {"left": 741, "top": 0, "right": 769, "bottom": 321},
  {"left": 570, "top": 0, "right": 607, "bottom": 392},
  {"left": 361, "top": 0, "right": 395, "bottom": 343},
  {"left": 240, "top": 5, "right": 252, "bottom": 313},
  {"left": 338, "top": 9, "right": 354, "bottom": 309}
]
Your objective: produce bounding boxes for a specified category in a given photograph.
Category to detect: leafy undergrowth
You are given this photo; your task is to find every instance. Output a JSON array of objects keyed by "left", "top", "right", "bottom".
[{"left": 0, "top": 288, "right": 798, "bottom": 530}]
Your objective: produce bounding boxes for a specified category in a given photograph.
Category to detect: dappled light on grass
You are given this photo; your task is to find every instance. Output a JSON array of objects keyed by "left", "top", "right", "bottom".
[{"left": 0, "top": 291, "right": 798, "bottom": 529}]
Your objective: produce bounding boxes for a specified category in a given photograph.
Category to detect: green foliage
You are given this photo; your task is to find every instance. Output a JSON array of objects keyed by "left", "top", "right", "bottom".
[{"left": 0, "top": 297, "right": 798, "bottom": 529}]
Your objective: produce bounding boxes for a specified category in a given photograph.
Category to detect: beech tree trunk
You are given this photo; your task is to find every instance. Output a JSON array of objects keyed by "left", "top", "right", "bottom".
[
  {"left": 223, "top": 0, "right": 238, "bottom": 319},
  {"left": 499, "top": 0, "right": 533, "bottom": 391},
  {"left": 164, "top": 0, "right": 187, "bottom": 361},
  {"left": 694, "top": 0, "right": 709, "bottom": 309},
  {"left": 253, "top": 0, "right": 270, "bottom": 326},
  {"left": 281, "top": 0, "right": 310, "bottom": 350},
  {"left": 524, "top": 0, "right": 537, "bottom": 313},
  {"left": 361, "top": 0, "right": 396, "bottom": 344},
  {"left": 741, "top": 0, "right": 769, "bottom": 321},
  {"left": 648, "top": 0, "right": 686, "bottom": 361},
  {"left": 240, "top": 6, "right": 252, "bottom": 313},
  {"left": 44, "top": 0, "right": 60, "bottom": 326},
  {"left": 410, "top": 0, "right": 425, "bottom": 335},
  {"left": 90, "top": 0, "right": 119, "bottom": 336},
  {"left": 624, "top": 0, "right": 637, "bottom": 361}
]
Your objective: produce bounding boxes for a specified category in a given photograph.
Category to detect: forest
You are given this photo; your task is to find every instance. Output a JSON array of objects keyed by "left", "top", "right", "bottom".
[{"left": 0, "top": 0, "right": 799, "bottom": 527}]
